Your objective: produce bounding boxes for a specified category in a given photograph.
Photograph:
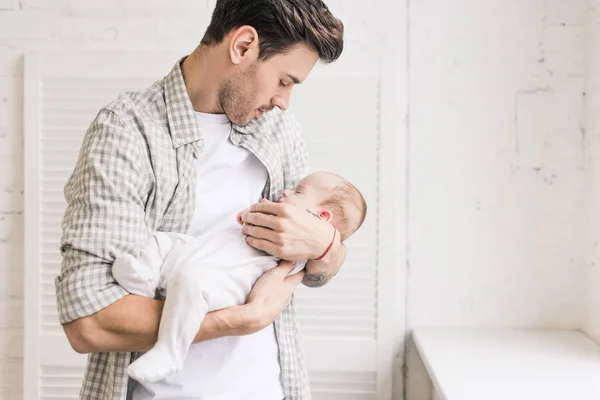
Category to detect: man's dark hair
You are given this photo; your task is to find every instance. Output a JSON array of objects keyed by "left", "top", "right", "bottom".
[{"left": 201, "top": 0, "right": 344, "bottom": 63}]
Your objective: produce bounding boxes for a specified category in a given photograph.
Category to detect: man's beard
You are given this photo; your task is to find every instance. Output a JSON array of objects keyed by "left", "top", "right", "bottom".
[{"left": 218, "top": 64, "right": 259, "bottom": 127}]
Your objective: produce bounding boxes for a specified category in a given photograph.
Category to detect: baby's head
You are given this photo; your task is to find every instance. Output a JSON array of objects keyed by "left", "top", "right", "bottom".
[{"left": 279, "top": 172, "right": 367, "bottom": 241}]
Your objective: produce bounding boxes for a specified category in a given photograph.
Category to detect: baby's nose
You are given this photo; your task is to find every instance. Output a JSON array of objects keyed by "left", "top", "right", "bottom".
[{"left": 279, "top": 190, "right": 292, "bottom": 202}]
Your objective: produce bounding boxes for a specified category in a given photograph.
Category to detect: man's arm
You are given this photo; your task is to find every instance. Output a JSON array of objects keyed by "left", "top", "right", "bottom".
[
  {"left": 302, "top": 233, "right": 346, "bottom": 287},
  {"left": 65, "top": 261, "right": 303, "bottom": 354},
  {"left": 298, "top": 207, "right": 346, "bottom": 287},
  {"left": 57, "top": 108, "right": 160, "bottom": 353}
]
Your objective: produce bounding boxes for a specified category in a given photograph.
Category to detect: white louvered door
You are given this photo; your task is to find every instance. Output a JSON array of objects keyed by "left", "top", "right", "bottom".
[
  {"left": 24, "top": 51, "right": 402, "bottom": 400},
  {"left": 293, "top": 73, "right": 382, "bottom": 399},
  {"left": 23, "top": 51, "right": 183, "bottom": 400}
]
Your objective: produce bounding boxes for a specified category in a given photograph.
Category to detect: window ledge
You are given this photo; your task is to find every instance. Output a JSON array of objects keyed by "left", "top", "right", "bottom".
[{"left": 412, "top": 328, "right": 600, "bottom": 400}]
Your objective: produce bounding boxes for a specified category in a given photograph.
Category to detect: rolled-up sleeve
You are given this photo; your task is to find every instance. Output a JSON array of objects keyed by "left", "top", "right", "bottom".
[{"left": 55, "top": 108, "right": 151, "bottom": 324}]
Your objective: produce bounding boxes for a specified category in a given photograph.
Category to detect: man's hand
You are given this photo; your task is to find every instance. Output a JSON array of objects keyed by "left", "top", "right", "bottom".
[
  {"left": 241, "top": 260, "right": 305, "bottom": 332},
  {"left": 240, "top": 200, "right": 332, "bottom": 261}
]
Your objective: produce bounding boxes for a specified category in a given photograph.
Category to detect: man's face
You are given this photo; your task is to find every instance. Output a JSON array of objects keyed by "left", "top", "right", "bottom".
[{"left": 219, "top": 44, "right": 319, "bottom": 127}]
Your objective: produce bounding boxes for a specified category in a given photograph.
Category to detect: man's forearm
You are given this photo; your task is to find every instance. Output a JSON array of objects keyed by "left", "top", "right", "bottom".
[
  {"left": 63, "top": 295, "right": 163, "bottom": 353},
  {"left": 63, "top": 294, "right": 256, "bottom": 354},
  {"left": 194, "top": 304, "right": 259, "bottom": 342},
  {"left": 303, "top": 237, "right": 346, "bottom": 287}
]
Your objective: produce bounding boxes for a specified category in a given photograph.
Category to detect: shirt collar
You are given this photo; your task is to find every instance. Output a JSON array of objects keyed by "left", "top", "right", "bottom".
[{"left": 165, "top": 57, "right": 258, "bottom": 149}]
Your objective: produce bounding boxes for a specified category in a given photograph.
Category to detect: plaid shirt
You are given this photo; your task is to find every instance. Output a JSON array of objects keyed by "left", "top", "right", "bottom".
[{"left": 56, "top": 58, "right": 311, "bottom": 400}]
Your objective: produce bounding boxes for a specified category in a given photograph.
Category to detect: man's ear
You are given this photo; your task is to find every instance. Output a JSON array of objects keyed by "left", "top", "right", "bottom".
[
  {"left": 229, "top": 25, "right": 259, "bottom": 65},
  {"left": 319, "top": 209, "right": 333, "bottom": 222}
]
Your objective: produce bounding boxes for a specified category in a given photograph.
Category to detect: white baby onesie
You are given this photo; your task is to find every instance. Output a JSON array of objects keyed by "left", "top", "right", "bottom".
[{"left": 112, "top": 228, "right": 305, "bottom": 383}]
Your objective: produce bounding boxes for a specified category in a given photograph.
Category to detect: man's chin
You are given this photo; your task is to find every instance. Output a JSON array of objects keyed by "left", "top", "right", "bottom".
[{"left": 233, "top": 116, "right": 254, "bottom": 128}]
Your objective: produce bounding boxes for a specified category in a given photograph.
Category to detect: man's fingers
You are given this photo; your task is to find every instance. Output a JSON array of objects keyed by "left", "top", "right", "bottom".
[
  {"left": 285, "top": 270, "right": 305, "bottom": 285},
  {"left": 276, "top": 260, "right": 295, "bottom": 272},
  {"left": 249, "top": 201, "right": 284, "bottom": 216},
  {"left": 246, "top": 236, "right": 278, "bottom": 255},
  {"left": 242, "top": 224, "right": 280, "bottom": 244},
  {"left": 267, "top": 260, "right": 298, "bottom": 279},
  {"left": 244, "top": 212, "right": 280, "bottom": 230},
  {"left": 275, "top": 260, "right": 305, "bottom": 285}
]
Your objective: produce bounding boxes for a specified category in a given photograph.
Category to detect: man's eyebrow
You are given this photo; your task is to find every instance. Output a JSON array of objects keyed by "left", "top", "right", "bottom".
[{"left": 287, "top": 74, "right": 301, "bottom": 84}]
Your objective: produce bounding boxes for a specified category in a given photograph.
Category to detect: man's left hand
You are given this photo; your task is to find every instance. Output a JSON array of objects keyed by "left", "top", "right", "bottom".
[{"left": 240, "top": 199, "right": 333, "bottom": 261}]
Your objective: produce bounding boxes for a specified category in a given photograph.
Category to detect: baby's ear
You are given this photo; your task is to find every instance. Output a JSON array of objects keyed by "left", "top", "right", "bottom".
[{"left": 319, "top": 209, "right": 333, "bottom": 222}]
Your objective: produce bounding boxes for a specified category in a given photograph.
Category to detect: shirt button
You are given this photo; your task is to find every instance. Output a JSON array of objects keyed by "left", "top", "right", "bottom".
[{"left": 192, "top": 139, "right": 204, "bottom": 159}]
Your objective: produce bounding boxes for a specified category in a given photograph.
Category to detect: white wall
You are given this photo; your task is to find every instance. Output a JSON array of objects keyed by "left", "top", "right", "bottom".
[
  {"left": 408, "top": 0, "right": 587, "bottom": 330},
  {"left": 584, "top": 0, "right": 600, "bottom": 343}
]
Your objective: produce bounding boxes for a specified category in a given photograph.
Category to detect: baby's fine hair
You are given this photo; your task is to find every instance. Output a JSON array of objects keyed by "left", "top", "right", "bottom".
[{"left": 320, "top": 176, "right": 367, "bottom": 241}]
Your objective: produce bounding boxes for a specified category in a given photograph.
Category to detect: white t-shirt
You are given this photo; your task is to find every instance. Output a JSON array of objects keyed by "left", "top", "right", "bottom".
[{"left": 131, "top": 112, "right": 284, "bottom": 400}]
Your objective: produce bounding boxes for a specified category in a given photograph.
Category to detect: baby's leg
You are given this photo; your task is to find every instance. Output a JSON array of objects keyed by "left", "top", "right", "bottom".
[
  {"left": 126, "top": 261, "right": 211, "bottom": 383},
  {"left": 112, "top": 232, "right": 184, "bottom": 297},
  {"left": 127, "top": 231, "right": 278, "bottom": 382}
]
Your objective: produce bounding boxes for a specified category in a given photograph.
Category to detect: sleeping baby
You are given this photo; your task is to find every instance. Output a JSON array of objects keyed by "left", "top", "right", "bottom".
[{"left": 112, "top": 171, "right": 367, "bottom": 383}]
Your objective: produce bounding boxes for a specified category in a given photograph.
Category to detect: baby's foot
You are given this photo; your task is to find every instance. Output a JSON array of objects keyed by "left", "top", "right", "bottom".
[{"left": 127, "top": 345, "right": 182, "bottom": 383}]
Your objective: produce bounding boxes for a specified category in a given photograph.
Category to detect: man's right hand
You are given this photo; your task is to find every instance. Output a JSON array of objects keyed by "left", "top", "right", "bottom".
[{"left": 241, "top": 260, "right": 304, "bottom": 334}]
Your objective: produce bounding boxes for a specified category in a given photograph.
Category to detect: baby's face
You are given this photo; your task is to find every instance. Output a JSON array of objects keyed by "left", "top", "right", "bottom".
[{"left": 278, "top": 173, "right": 341, "bottom": 212}]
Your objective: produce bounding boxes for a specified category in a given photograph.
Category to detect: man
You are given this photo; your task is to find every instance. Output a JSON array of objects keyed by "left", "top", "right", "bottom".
[{"left": 55, "top": 0, "right": 345, "bottom": 399}]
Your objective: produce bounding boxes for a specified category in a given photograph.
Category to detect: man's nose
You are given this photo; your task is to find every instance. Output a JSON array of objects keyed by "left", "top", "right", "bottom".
[{"left": 271, "top": 94, "right": 290, "bottom": 111}]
